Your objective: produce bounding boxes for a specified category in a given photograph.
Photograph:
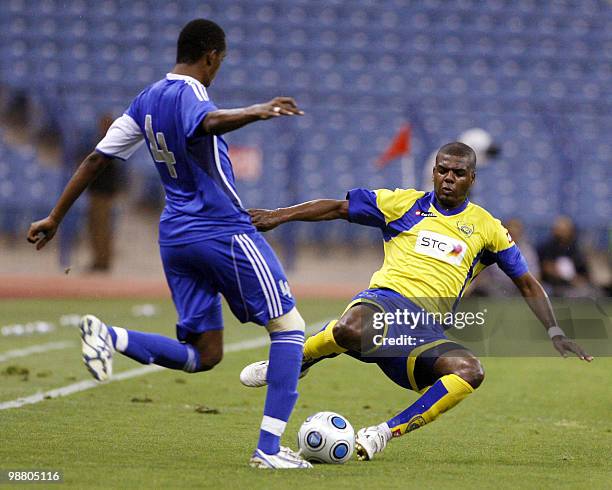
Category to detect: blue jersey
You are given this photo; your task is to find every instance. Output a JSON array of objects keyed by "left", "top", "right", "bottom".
[
  {"left": 95, "top": 73, "right": 295, "bottom": 329},
  {"left": 96, "top": 73, "right": 254, "bottom": 245}
]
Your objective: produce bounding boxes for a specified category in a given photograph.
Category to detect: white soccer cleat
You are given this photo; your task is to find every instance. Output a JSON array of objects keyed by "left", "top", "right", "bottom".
[
  {"left": 355, "top": 425, "right": 390, "bottom": 461},
  {"left": 240, "top": 360, "right": 268, "bottom": 387},
  {"left": 240, "top": 360, "right": 309, "bottom": 388},
  {"left": 79, "top": 314, "right": 114, "bottom": 382},
  {"left": 249, "top": 446, "right": 313, "bottom": 469}
]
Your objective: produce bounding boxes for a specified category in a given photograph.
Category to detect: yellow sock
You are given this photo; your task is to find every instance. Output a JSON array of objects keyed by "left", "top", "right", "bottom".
[
  {"left": 303, "top": 320, "right": 347, "bottom": 361},
  {"left": 387, "top": 374, "right": 474, "bottom": 437}
]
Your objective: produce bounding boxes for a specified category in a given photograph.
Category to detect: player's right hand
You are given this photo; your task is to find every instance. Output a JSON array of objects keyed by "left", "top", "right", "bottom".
[
  {"left": 27, "top": 216, "right": 59, "bottom": 250},
  {"left": 552, "top": 335, "right": 593, "bottom": 362},
  {"left": 251, "top": 97, "right": 304, "bottom": 119},
  {"left": 248, "top": 208, "right": 282, "bottom": 231}
]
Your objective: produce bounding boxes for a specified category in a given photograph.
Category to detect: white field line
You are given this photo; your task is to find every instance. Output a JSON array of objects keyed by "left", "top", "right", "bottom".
[
  {"left": 0, "top": 341, "right": 76, "bottom": 363},
  {"left": 0, "top": 319, "right": 331, "bottom": 411}
]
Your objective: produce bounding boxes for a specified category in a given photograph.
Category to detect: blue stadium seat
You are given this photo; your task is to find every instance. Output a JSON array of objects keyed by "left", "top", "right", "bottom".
[{"left": 0, "top": 0, "right": 610, "bottom": 238}]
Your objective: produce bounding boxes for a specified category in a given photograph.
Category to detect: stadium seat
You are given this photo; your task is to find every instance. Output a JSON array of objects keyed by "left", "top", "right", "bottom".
[{"left": 0, "top": 0, "right": 610, "bottom": 241}]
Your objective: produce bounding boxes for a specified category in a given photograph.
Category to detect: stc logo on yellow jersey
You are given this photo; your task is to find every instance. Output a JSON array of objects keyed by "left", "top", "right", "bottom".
[{"left": 414, "top": 230, "right": 468, "bottom": 266}]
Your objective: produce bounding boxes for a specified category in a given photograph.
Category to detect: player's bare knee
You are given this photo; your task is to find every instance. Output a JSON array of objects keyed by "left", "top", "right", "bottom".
[
  {"left": 435, "top": 350, "right": 485, "bottom": 389},
  {"left": 454, "top": 357, "right": 485, "bottom": 389},
  {"left": 333, "top": 315, "right": 362, "bottom": 350},
  {"left": 189, "top": 330, "right": 223, "bottom": 372},
  {"left": 197, "top": 349, "right": 223, "bottom": 372}
]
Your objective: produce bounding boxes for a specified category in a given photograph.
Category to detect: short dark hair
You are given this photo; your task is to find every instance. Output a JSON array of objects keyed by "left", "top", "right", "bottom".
[
  {"left": 436, "top": 142, "right": 477, "bottom": 169},
  {"left": 176, "top": 19, "right": 226, "bottom": 64}
]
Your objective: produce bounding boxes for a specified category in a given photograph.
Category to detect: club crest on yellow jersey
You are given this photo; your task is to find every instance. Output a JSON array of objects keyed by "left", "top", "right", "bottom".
[{"left": 456, "top": 221, "right": 474, "bottom": 237}]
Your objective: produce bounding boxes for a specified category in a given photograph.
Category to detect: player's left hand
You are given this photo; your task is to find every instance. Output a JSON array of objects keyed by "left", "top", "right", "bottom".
[
  {"left": 248, "top": 208, "right": 282, "bottom": 231},
  {"left": 251, "top": 97, "right": 304, "bottom": 119},
  {"left": 551, "top": 336, "right": 593, "bottom": 362}
]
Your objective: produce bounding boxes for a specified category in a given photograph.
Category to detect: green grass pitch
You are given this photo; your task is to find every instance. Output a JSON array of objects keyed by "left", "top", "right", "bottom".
[{"left": 1, "top": 298, "right": 610, "bottom": 489}]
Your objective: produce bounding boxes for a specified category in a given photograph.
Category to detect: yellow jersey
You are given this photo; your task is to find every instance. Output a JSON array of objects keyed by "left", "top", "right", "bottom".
[{"left": 346, "top": 188, "right": 528, "bottom": 313}]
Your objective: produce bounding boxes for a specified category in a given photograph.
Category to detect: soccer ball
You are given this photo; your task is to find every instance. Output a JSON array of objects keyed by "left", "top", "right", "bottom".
[{"left": 297, "top": 411, "right": 355, "bottom": 464}]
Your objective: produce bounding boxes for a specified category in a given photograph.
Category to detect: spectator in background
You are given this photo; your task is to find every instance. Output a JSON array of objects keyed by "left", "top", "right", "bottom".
[
  {"left": 1, "top": 90, "right": 31, "bottom": 146},
  {"left": 538, "top": 216, "right": 594, "bottom": 297},
  {"left": 470, "top": 218, "right": 539, "bottom": 296},
  {"left": 507, "top": 218, "right": 540, "bottom": 279},
  {"left": 87, "top": 114, "right": 124, "bottom": 272}
]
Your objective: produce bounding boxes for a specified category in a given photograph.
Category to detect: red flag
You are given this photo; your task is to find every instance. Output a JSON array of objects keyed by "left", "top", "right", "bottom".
[{"left": 376, "top": 124, "right": 411, "bottom": 168}]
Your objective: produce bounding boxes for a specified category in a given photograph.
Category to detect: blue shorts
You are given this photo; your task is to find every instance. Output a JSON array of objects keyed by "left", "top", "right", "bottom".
[
  {"left": 160, "top": 232, "right": 295, "bottom": 342},
  {"left": 344, "top": 288, "right": 466, "bottom": 391}
]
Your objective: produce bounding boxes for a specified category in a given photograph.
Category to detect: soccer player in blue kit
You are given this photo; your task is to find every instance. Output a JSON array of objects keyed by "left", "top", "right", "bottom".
[{"left": 27, "top": 19, "right": 311, "bottom": 469}]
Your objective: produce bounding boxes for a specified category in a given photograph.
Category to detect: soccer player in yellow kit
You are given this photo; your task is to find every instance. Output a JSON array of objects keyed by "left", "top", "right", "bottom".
[{"left": 240, "top": 142, "right": 592, "bottom": 461}]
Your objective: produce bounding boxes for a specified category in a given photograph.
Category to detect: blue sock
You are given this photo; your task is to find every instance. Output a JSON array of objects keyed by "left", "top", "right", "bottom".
[
  {"left": 107, "top": 326, "right": 201, "bottom": 372},
  {"left": 258, "top": 330, "right": 304, "bottom": 455}
]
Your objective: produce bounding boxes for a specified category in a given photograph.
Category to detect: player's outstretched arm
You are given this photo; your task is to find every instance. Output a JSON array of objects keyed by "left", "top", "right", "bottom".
[
  {"left": 249, "top": 199, "right": 349, "bottom": 232},
  {"left": 512, "top": 272, "right": 593, "bottom": 362},
  {"left": 27, "top": 151, "right": 112, "bottom": 250},
  {"left": 202, "top": 97, "right": 304, "bottom": 135}
]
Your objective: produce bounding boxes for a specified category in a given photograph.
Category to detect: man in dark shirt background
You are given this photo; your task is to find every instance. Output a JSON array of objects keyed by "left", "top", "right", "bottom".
[
  {"left": 538, "top": 216, "right": 595, "bottom": 297},
  {"left": 87, "top": 113, "right": 124, "bottom": 272}
]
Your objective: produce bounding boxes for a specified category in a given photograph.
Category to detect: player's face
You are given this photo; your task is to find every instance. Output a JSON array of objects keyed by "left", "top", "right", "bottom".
[{"left": 432, "top": 153, "right": 475, "bottom": 208}]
